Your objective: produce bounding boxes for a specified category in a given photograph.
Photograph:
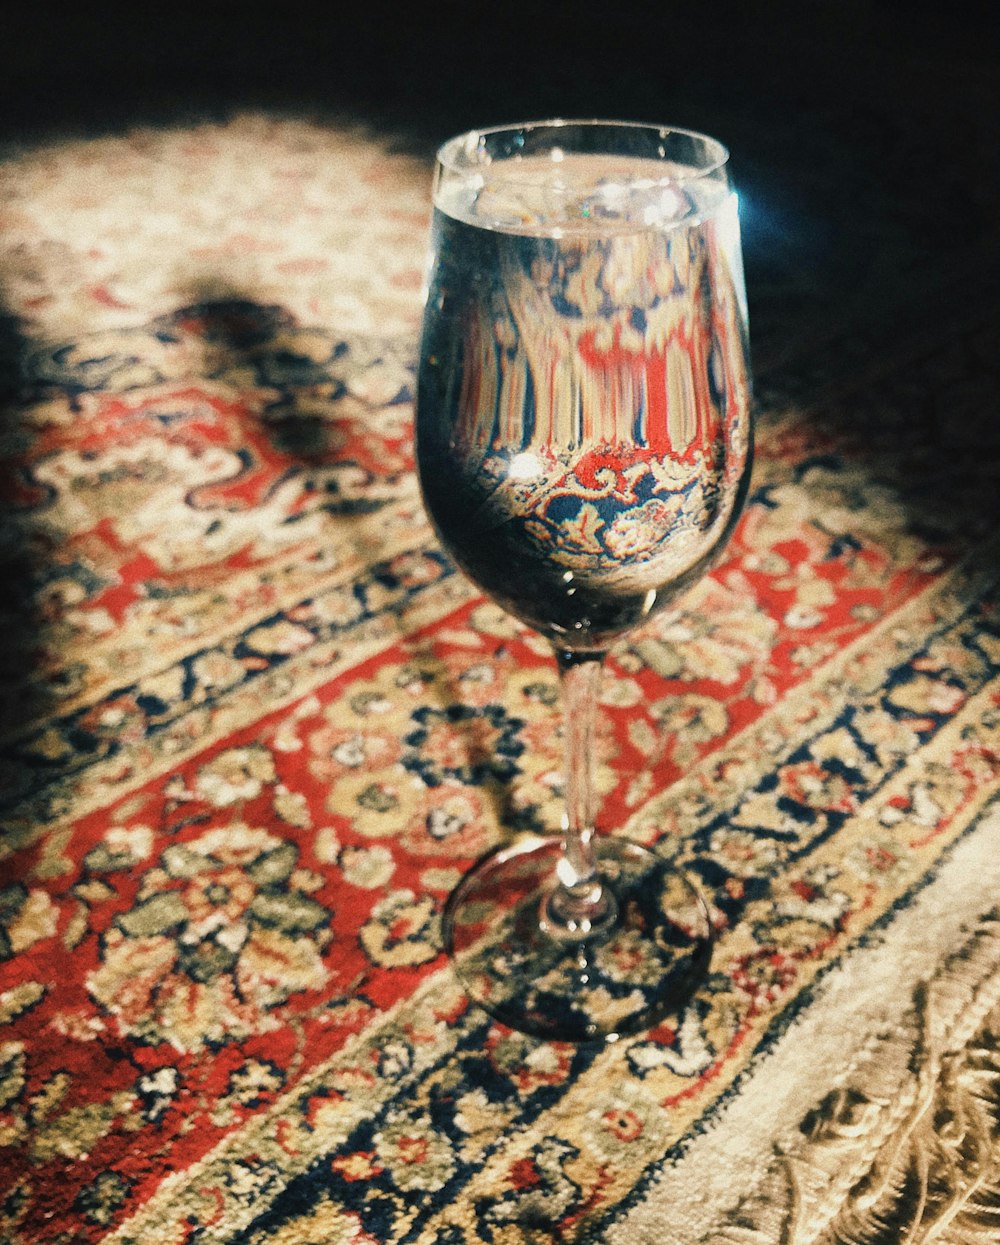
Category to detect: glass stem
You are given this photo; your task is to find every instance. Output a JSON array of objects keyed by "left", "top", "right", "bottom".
[{"left": 545, "top": 647, "right": 615, "bottom": 936}]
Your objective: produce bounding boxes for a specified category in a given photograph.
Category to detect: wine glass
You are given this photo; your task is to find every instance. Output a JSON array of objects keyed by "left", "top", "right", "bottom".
[{"left": 416, "top": 120, "right": 752, "bottom": 1042}]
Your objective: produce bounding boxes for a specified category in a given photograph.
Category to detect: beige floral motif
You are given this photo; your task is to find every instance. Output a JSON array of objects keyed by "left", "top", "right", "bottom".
[
  {"left": 273, "top": 786, "right": 312, "bottom": 828},
  {"left": 769, "top": 864, "right": 852, "bottom": 951},
  {"left": 244, "top": 619, "right": 316, "bottom": 657},
  {"left": 193, "top": 744, "right": 278, "bottom": 807},
  {"left": 388, "top": 551, "right": 447, "bottom": 589},
  {"left": 329, "top": 769, "right": 425, "bottom": 840},
  {"left": 87, "top": 824, "right": 330, "bottom": 1051},
  {"left": 340, "top": 845, "right": 395, "bottom": 890},
  {"left": 877, "top": 761, "right": 977, "bottom": 840},
  {"left": 245, "top": 1199, "right": 379, "bottom": 1245},
  {"left": 850, "top": 706, "right": 921, "bottom": 768},
  {"left": 710, "top": 827, "right": 782, "bottom": 879},
  {"left": 452, "top": 1087, "right": 517, "bottom": 1155},
  {"left": 436, "top": 650, "right": 506, "bottom": 707},
  {"left": 637, "top": 576, "right": 776, "bottom": 685},
  {"left": 485, "top": 1030, "right": 575, "bottom": 1094},
  {"left": 583, "top": 1089, "right": 653, "bottom": 1161},
  {"left": 29, "top": 1089, "right": 138, "bottom": 1164},
  {"left": 191, "top": 650, "right": 245, "bottom": 695},
  {"left": 358, "top": 890, "right": 439, "bottom": 968},
  {"left": 790, "top": 639, "right": 840, "bottom": 670},
  {"left": 650, "top": 693, "right": 730, "bottom": 767},
  {"left": 418, "top": 788, "right": 495, "bottom": 858},
  {"left": 420, "top": 866, "right": 462, "bottom": 894},
  {"left": 0, "top": 1041, "right": 26, "bottom": 1125},
  {"left": 889, "top": 674, "right": 967, "bottom": 717},
  {"left": 843, "top": 830, "right": 913, "bottom": 885},
  {"left": 809, "top": 726, "right": 878, "bottom": 779},
  {"left": 375, "top": 1106, "right": 457, "bottom": 1192},
  {"left": 208, "top": 1059, "right": 284, "bottom": 1127},
  {"left": 307, "top": 722, "right": 401, "bottom": 786},
  {"left": 0, "top": 886, "right": 59, "bottom": 958},
  {"left": 778, "top": 759, "right": 859, "bottom": 814},
  {"left": 605, "top": 498, "right": 682, "bottom": 558},
  {"left": 732, "top": 787, "right": 802, "bottom": 835},
  {"left": 599, "top": 675, "right": 645, "bottom": 708},
  {"left": 310, "top": 585, "right": 365, "bottom": 628},
  {"left": 83, "top": 823, "right": 155, "bottom": 873},
  {"left": 468, "top": 602, "right": 526, "bottom": 640},
  {"left": 0, "top": 982, "right": 46, "bottom": 1026},
  {"left": 313, "top": 656, "right": 577, "bottom": 849}
]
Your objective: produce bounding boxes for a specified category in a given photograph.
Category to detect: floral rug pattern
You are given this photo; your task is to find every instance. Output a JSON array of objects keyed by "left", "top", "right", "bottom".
[{"left": 1, "top": 115, "right": 999, "bottom": 1243}]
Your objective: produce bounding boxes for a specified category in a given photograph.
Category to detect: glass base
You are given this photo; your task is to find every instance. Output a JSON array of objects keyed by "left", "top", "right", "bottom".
[{"left": 443, "top": 834, "right": 712, "bottom": 1043}]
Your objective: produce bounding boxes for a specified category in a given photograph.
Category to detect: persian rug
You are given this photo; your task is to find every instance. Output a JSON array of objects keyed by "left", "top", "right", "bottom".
[{"left": 1, "top": 114, "right": 1000, "bottom": 1244}]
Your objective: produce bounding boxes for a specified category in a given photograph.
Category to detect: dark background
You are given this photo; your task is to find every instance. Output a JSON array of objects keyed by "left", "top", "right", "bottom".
[
  {"left": 2, "top": 2, "right": 996, "bottom": 345},
  {"left": 1, "top": 3, "right": 994, "bottom": 152}
]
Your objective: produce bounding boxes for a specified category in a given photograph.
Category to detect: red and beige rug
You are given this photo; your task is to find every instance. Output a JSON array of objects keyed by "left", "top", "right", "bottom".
[{"left": 1, "top": 115, "right": 1000, "bottom": 1243}]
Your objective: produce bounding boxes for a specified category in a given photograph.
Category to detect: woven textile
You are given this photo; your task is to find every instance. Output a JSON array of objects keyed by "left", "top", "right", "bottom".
[{"left": 1, "top": 114, "right": 1000, "bottom": 1244}]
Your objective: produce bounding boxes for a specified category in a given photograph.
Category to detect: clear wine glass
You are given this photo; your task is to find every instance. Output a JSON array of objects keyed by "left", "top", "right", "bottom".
[{"left": 416, "top": 120, "right": 752, "bottom": 1042}]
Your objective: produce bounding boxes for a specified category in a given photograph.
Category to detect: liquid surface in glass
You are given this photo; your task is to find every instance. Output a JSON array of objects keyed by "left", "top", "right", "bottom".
[{"left": 417, "top": 151, "right": 752, "bottom": 649}]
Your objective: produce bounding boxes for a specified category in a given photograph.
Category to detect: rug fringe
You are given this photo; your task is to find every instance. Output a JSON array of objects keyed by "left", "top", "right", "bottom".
[{"left": 712, "top": 909, "right": 1000, "bottom": 1245}]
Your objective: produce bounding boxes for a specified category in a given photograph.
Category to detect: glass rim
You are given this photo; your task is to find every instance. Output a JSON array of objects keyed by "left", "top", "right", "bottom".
[{"left": 435, "top": 119, "right": 731, "bottom": 184}]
